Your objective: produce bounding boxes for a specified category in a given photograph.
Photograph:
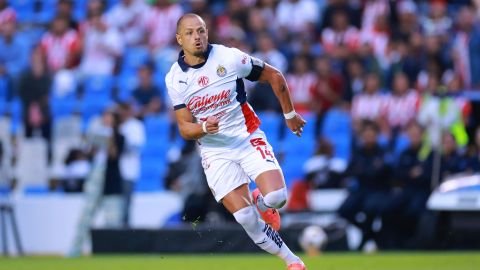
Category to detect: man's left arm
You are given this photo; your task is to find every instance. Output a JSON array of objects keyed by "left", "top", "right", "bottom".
[{"left": 257, "top": 63, "right": 306, "bottom": 137}]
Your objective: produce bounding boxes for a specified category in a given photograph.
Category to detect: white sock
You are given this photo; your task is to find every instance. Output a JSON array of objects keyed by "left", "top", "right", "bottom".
[
  {"left": 257, "top": 188, "right": 288, "bottom": 211},
  {"left": 233, "top": 206, "right": 301, "bottom": 265}
]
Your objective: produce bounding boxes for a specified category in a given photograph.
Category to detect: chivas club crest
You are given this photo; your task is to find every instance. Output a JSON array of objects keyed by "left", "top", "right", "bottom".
[{"left": 216, "top": 65, "right": 227, "bottom": 77}]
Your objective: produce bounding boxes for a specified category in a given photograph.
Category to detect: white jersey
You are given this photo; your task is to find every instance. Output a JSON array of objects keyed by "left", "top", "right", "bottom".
[{"left": 165, "top": 44, "right": 265, "bottom": 150}]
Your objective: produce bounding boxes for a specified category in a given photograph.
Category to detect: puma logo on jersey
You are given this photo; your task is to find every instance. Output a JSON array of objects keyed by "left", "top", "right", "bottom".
[{"left": 179, "top": 80, "right": 188, "bottom": 85}]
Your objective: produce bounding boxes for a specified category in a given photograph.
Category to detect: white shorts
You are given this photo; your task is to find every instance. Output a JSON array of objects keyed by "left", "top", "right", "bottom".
[{"left": 200, "top": 129, "right": 281, "bottom": 202}]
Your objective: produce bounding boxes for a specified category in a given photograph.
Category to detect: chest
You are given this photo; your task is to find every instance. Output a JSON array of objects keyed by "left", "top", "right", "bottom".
[{"left": 178, "top": 61, "right": 239, "bottom": 115}]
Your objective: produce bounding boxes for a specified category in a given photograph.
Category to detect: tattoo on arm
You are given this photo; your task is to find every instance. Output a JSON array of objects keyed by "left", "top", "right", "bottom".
[{"left": 280, "top": 84, "right": 287, "bottom": 93}]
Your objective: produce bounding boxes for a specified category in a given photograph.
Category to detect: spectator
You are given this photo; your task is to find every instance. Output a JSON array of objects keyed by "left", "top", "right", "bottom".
[
  {"left": 56, "top": 0, "right": 78, "bottom": 30},
  {"left": 216, "top": 0, "right": 249, "bottom": 43},
  {"left": 421, "top": 0, "right": 452, "bottom": 38},
  {"left": 0, "top": 0, "right": 16, "bottom": 27},
  {"left": 303, "top": 137, "right": 347, "bottom": 189},
  {"left": 252, "top": 32, "right": 288, "bottom": 73},
  {"left": 361, "top": 0, "right": 390, "bottom": 33},
  {"left": 70, "top": 109, "right": 125, "bottom": 257},
  {"left": 0, "top": 20, "right": 29, "bottom": 98},
  {"left": 382, "top": 122, "right": 432, "bottom": 248},
  {"left": 439, "top": 131, "right": 469, "bottom": 181},
  {"left": 351, "top": 73, "right": 385, "bottom": 133},
  {"left": 451, "top": 6, "right": 480, "bottom": 89},
  {"left": 255, "top": 0, "right": 281, "bottom": 34},
  {"left": 466, "top": 127, "right": 480, "bottom": 172},
  {"left": 360, "top": 13, "right": 391, "bottom": 71},
  {"left": 342, "top": 57, "right": 365, "bottom": 103},
  {"left": 417, "top": 76, "right": 467, "bottom": 158},
  {"left": 276, "top": 0, "right": 319, "bottom": 37},
  {"left": 143, "top": 0, "right": 183, "bottom": 53},
  {"left": 444, "top": 72, "right": 472, "bottom": 125},
  {"left": 286, "top": 54, "right": 316, "bottom": 114},
  {"left": 59, "top": 148, "right": 91, "bottom": 193},
  {"left": 382, "top": 72, "right": 419, "bottom": 134},
  {"left": 39, "top": 16, "right": 81, "bottom": 73},
  {"left": 104, "top": 0, "right": 148, "bottom": 47},
  {"left": 391, "top": 0, "right": 419, "bottom": 42},
  {"left": 320, "top": 0, "right": 362, "bottom": 31},
  {"left": 79, "top": 9, "right": 124, "bottom": 76},
  {"left": 18, "top": 48, "right": 52, "bottom": 160},
  {"left": 118, "top": 102, "right": 145, "bottom": 227},
  {"left": 309, "top": 56, "right": 343, "bottom": 136},
  {"left": 338, "top": 120, "right": 392, "bottom": 251},
  {"left": 131, "top": 64, "right": 163, "bottom": 118},
  {"left": 321, "top": 9, "right": 360, "bottom": 60}
]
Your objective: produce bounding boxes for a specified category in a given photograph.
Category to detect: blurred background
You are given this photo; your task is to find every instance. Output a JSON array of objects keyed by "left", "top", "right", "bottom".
[{"left": 0, "top": 0, "right": 480, "bottom": 257}]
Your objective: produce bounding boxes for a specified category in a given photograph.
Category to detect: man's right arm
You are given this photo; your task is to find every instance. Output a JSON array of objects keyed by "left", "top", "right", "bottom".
[{"left": 174, "top": 108, "right": 219, "bottom": 140}]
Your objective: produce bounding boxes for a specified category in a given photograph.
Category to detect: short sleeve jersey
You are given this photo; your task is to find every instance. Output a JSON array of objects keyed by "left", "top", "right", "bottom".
[{"left": 165, "top": 44, "right": 265, "bottom": 150}]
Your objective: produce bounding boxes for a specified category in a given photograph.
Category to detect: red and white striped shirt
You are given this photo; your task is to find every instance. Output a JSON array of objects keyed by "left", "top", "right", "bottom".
[
  {"left": 143, "top": 4, "right": 183, "bottom": 50},
  {"left": 40, "top": 30, "right": 80, "bottom": 72},
  {"left": 383, "top": 90, "right": 419, "bottom": 128},
  {"left": 286, "top": 72, "right": 316, "bottom": 113},
  {"left": 0, "top": 7, "right": 16, "bottom": 25},
  {"left": 321, "top": 26, "right": 360, "bottom": 53},
  {"left": 351, "top": 92, "right": 386, "bottom": 121}
]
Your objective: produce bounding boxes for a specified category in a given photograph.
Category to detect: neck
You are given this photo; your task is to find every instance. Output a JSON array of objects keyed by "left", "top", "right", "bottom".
[{"left": 183, "top": 53, "right": 206, "bottom": 66}]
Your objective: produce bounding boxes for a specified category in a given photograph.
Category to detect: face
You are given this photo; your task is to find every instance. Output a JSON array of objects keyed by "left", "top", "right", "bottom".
[
  {"left": 362, "top": 126, "right": 378, "bottom": 147},
  {"left": 176, "top": 16, "right": 209, "bottom": 58},
  {"left": 138, "top": 67, "right": 152, "bottom": 86},
  {"left": 442, "top": 132, "right": 456, "bottom": 154},
  {"left": 332, "top": 12, "right": 348, "bottom": 30},
  {"left": 365, "top": 74, "right": 379, "bottom": 94},
  {"left": 407, "top": 124, "right": 423, "bottom": 147},
  {"left": 393, "top": 73, "right": 409, "bottom": 94},
  {"left": 52, "top": 18, "right": 68, "bottom": 35}
]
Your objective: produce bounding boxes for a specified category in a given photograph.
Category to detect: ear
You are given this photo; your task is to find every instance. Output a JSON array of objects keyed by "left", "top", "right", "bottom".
[{"left": 176, "top": 33, "right": 182, "bottom": 46}]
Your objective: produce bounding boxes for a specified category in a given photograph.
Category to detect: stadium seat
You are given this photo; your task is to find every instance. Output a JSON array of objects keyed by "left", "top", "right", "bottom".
[
  {"left": 83, "top": 75, "right": 114, "bottom": 95},
  {"left": 257, "top": 112, "right": 281, "bottom": 149},
  {"left": 7, "top": 98, "right": 23, "bottom": 135},
  {"left": 116, "top": 73, "right": 138, "bottom": 101},
  {"left": 121, "top": 46, "right": 150, "bottom": 74},
  {"left": 32, "top": 0, "right": 56, "bottom": 24},
  {"left": 0, "top": 78, "right": 7, "bottom": 101},
  {"left": 10, "top": 0, "right": 34, "bottom": 23},
  {"left": 15, "top": 138, "right": 49, "bottom": 191},
  {"left": 281, "top": 154, "right": 308, "bottom": 188},
  {"left": 322, "top": 108, "right": 352, "bottom": 137},
  {"left": 80, "top": 96, "right": 114, "bottom": 127},
  {"left": 50, "top": 95, "right": 80, "bottom": 118},
  {"left": 73, "top": 0, "right": 88, "bottom": 21},
  {"left": 137, "top": 159, "right": 166, "bottom": 192},
  {"left": 144, "top": 113, "right": 171, "bottom": 143},
  {"left": 393, "top": 133, "right": 411, "bottom": 158}
]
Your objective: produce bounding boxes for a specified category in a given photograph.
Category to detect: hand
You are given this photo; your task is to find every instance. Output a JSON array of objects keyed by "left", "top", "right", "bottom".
[
  {"left": 204, "top": 116, "right": 219, "bottom": 134},
  {"left": 286, "top": 113, "right": 306, "bottom": 137}
]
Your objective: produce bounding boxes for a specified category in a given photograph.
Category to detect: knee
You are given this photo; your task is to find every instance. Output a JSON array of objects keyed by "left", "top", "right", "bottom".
[{"left": 263, "top": 188, "right": 288, "bottom": 209}]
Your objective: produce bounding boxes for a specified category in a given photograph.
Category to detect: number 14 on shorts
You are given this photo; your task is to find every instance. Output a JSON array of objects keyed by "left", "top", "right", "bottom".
[{"left": 250, "top": 138, "right": 274, "bottom": 162}]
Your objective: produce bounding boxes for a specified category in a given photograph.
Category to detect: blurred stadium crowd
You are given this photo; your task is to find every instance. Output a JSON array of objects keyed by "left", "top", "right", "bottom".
[{"left": 1, "top": 0, "right": 480, "bottom": 250}]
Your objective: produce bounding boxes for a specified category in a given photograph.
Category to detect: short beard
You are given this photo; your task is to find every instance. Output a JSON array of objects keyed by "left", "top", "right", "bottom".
[{"left": 193, "top": 49, "right": 206, "bottom": 57}]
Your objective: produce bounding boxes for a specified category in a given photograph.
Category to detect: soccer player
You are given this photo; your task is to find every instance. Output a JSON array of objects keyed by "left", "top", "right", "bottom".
[{"left": 165, "top": 14, "right": 307, "bottom": 270}]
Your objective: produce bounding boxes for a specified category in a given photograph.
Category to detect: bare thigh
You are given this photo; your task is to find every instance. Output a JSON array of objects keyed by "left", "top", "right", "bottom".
[
  {"left": 221, "top": 184, "right": 252, "bottom": 214},
  {"left": 255, "top": 169, "right": 286, "bottom": 196}
]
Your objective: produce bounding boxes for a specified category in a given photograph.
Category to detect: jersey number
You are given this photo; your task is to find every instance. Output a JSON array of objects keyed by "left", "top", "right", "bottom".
[{"left": 256, "top": 147, "right": 274, "bottom": 160}]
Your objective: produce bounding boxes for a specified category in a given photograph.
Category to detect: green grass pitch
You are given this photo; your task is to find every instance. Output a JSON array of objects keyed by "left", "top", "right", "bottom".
[{"left": 1, "top": 252, "right": 479, "bottom": 270}]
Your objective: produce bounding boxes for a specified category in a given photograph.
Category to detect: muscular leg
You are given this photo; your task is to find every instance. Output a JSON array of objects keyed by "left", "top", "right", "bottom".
[
  {"left": 254, "top": 170, "right": 288, "bottom": 210},
  {"left": 222, "top": 184, "right": 302, "bottom": 266}
]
